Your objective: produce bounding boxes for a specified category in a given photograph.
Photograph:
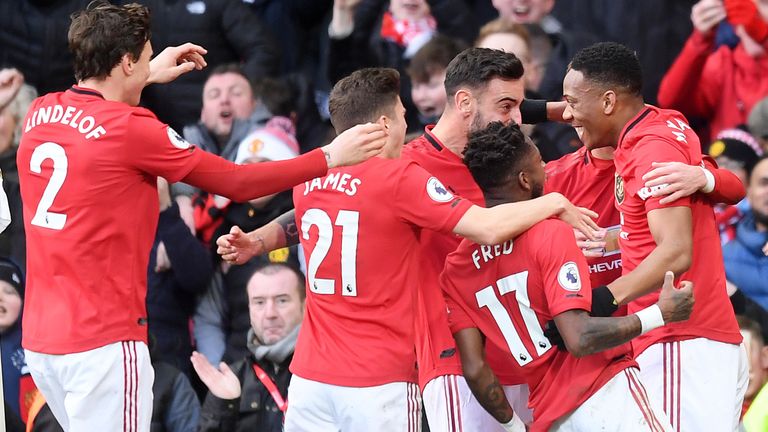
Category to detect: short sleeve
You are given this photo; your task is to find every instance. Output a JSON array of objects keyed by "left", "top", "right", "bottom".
[
  {"left": 124, "top": 110, "right": 203, "bottom": 182},
  {"left": 441, "top": 278, "right": 478, "bottom": 334},
  {"left": 392, "top": 162, "right": 473, "bottom": 233},
  {"left": 534, "top": 221, "right": 592, "bottom": 317},
  {"left": 629, "top": 136, "right": 692, "bottom": 212}
]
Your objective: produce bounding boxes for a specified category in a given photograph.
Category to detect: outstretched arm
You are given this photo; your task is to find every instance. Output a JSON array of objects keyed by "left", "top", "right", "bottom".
[
  {"left": 557, "top": 272, "right": 694, "bottom": 357},
  {"left": 642, "top": 157, "right": 746, "bottom": 205},
  {"left": 217, "top": 210, "right": 298, "bottom": 265}
]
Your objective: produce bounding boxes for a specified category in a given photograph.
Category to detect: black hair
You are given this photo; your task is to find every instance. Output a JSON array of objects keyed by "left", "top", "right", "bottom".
[
  {"left": 463, "top": 121, "right": 533, "bottom": 194},
  {"left": 443, "top": 47, "right": 524, "bottom": 98},
  {"left": 569, "top": 42, "right": 643, "bottom": 97}
]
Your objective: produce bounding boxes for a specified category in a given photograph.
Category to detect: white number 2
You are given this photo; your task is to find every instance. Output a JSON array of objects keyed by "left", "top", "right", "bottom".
[
  {"left": 301, "top": 209, "right": 359, "bottom": 296},
  {"left": 476, "top": 271, "right": 551, "bottom": 366},
  {"left": 30, "top": 142, "right": 68, "bottom": 230}
]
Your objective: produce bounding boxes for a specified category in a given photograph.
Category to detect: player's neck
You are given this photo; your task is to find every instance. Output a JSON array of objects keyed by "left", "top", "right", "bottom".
[
  {"left": 78, "top": 78, "right": 131, "bottom": 105},
  {"left": 589, "top": 146, "right": 615, "bottom": 160},
  {"left": 430, "top": 112, "right": 468, "bottom": 157},
  {"left": 484, "top": 191, "right": 526, "bottom": 208},
  {"left": 610, "top": 99, "right": 648, "bottom": 146}
]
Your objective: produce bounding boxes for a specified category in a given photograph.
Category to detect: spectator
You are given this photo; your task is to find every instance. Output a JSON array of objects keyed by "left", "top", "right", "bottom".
[
  {"left": 490, "top": 0, "right": 599, "bottom": 100},
  {"left": 406, "top": 35, "right": 467, "bottom": 132},
  {"left": 0, "top": 257, "right": 26, "bottom": 418},
  {"left": 148, "top": 178, "right": 213, "bottom": 376},
  {"left": 123, "top": 0, "right": 280, "bottom": 131},
  {"left": 149, "top": 340, "right": 201, "bottom": 432},
  {"left": 0, "top": 0, "right": 89, "bottom": 95},
  {"left": 739, "top": 316, "right": 768, "bottom": 415},
  {"left": 749, "top": 96, "right": 768, "bottom": 152},
  {"left": 723, "top": 156, "right": 768, "bottom": 312},
  {"left": 326, "top": 0, "right": 479, "bottom": 132},
  {"left": 0, "top": 69, "right": 36, "bottom": 269},
  {"left": 708, "top": 128, "right": 764, "bottom": 243},
  {"left": 658, "top": 0, "right": 768, "bottom": 141},
  {"left": 193, "top": 263, "right": 305, "bottom": 432}
]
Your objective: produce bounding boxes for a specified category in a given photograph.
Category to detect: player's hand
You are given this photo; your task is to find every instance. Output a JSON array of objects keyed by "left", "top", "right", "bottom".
[
  {"left": 147, "top": 43, "right": 208, "bottom": 85},
  {"left": 217, "top": 225, "right": 262, "bottom": 265},
  {"left": 553, "top": 196, "right": 601, "bottom": 241},
  {"left": 691, "top": 0, "right": 727, "bottom": 35},
  {"left": 574, "top": 228, "right": 607, "bottom": 257},
  {"left": 0, "top": 68, "right": 24, "bottom": 110},
  {"left": 321, "top": 123, "right": 387, "bottom": 168},
  {"left": 190, "top": 351, "right": 241, "bottom": 400},
  {"left": 657, "top": 271, "right": 694, "bottom": 324},
  {"left": 642, "top": 162, "right": 707, "bottom": 205}
]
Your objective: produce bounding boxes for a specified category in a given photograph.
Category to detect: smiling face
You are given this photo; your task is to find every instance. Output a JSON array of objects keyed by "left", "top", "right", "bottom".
[
  {"left": 201, "top": 72, "right": 255, "bottom": 140},
  {"left": 491, "top": 0, "right": 554, "bottom": 23},
  {"left": 562, "top": 69, "right": 615, "bottom": 150},
  {"left": 468, "top": 77, "right": 525, "bottom": 133},
  {"left": 248, "top": 267, "right": 305, "bottom": 345}
]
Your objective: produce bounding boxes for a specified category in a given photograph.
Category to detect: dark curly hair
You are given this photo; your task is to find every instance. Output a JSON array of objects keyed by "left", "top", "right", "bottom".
[
  {"left": 68, "top": 1, "right": 151, "bottom": 81},
  {"left": 329, "top": 68, "right": 400, "bottom": 134},
  {"left": 443, "top": 47, "right": 524, "bottom": 98},
  {"left": 463, "top": 121, "right": 532, "bottom": 194},
  {"left": 568, "top": 42, "right": 643, "bottom": 97}
]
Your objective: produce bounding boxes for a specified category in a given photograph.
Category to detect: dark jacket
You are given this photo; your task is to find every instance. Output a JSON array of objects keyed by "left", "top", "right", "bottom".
[
  {"left": 126, "top": 0, "right": 280, "bottom": 130},
  {"left": 0, "top": 150, "right": 25, "bottom": 270},
  {"left": 148, "top": 202, "right": 214, "bottom": 375},
  {"left": 723, "top": 212, "right": 768, "bottom": 311},
  {"left": 198, "top": 354, "right": 292, "bottom": 432},
  {"left": 0, "top": 0, "right": 89, "bottom": 95},
  {"left": 326, "top": 0, "right": 478, "bottom": 133},
  {"left": 1, "top": 320, "right": 25, "bottom": 417},
  {"left": 151, "top": 362, "right": 201, "bottom": 432}
]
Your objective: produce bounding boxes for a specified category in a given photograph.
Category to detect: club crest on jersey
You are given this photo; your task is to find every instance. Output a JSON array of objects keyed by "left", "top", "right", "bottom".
[
  {"left": 167, "top": 127, "right": 191, "bottom": 150},
  {"left": 614, "top": 173, "right": 625, "bottom": 205},
  {"left": 557, "top": 261, "right": 582, "bottom": 292},
  {"left": 426, "top": 177, "right": 453, "bottom": 202}
]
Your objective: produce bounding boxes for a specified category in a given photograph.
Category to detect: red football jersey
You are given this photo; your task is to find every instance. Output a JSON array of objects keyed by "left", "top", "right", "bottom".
[
  {"left": 545, "top": 146, "right": 623, "bottom": 287},
  {"left": 441, "top": 219, "right": 635, "bottom": 431},
  {"left": 401, "top": 128, "right": 487, "bottom": 388},
  {"left": 291, "top": 155, "right": 473, "bottom": 387},
  {"left": 18, "top": 87, "right": 203, "bottom": 353},
  {"left": 613, "top": 106, "right": 741, "bottom": 355}
]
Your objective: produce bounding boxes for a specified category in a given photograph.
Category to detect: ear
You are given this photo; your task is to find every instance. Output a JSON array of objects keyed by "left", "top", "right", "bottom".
[
  {"left": 518, "top": 170, "right": 532, "bottom": 193},
  {"left": 120, "top": 53, "right": 136, "bottom": 77},
  {"left": 759, "top": 345, "right": 768, "bottom": 370},
  {"left": 603, "top": 90, "right": 617, "bottom": 115},
  {"left": 454, "top": 89, "right": 472, "bottom": 117},
  {"left": 377, "top": 115, "right": 390, "bottom": 135}
]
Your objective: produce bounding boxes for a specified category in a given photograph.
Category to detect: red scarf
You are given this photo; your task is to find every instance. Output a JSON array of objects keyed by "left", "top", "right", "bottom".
[{"left": 380, "top": 11, "right": 436, "bottom": 48}]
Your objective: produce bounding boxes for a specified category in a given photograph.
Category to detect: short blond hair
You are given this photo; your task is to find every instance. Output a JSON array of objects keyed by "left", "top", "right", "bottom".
[{"left": 476, "top": 19, "right": 530, "bottom": 48}]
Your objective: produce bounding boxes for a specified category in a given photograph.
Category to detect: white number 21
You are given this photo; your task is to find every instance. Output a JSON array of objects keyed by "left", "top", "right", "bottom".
[
  {"left": 301, "top": 209, "right": 359, "bottom": 296},
  {"left": 30, "top": 142, "right": 69, "bottom": 230}
]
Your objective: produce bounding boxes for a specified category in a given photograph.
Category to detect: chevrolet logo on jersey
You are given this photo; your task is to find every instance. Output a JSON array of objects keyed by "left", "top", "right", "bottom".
[{"left": 614, "top": 173, "right": 625, "bottom": 205}]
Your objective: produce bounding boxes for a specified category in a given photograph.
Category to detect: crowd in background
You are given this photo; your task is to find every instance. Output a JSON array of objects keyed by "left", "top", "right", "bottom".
[{"left": 0, "top": 0, "right": 767, "bottom": 431}]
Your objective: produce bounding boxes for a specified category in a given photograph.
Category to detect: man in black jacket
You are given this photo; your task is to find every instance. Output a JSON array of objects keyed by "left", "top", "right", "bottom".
[{"left": 192, "top": 263, "right": 304, "bottom": 432}]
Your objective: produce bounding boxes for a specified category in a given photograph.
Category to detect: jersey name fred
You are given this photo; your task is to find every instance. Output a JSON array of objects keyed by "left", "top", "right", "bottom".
[{"left": 25, "top": 104, "right": 107, "bottom": 140}]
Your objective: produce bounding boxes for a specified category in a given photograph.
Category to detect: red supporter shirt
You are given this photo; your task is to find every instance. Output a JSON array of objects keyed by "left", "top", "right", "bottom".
[
  {"left": 401, "top": 128, "right": 489, "bottom": 387},
  {"left": 441, "top": 220, "right": 635, "bottom": 431},
  {"left": 545, "top": 146, "right": 623, "bottom": 287},
  {"left": 613, "top": 106, "right": 741, "bottom": 355},
  {"left": 291, "top": 155, "right": 473, "bottom": 386},
  {"left": 18, "top": 87, "right": 203, "bottom": 353}
]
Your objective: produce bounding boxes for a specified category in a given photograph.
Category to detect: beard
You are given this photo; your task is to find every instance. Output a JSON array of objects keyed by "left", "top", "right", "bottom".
[
  {"left": 531, "top": 182, "right": 544, "bottom": 199},
  {"left": 469, "top": 110, "right": 487, "bottom": 134}
]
